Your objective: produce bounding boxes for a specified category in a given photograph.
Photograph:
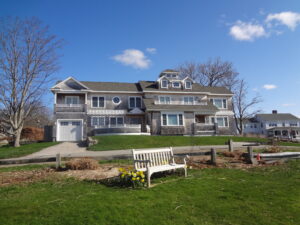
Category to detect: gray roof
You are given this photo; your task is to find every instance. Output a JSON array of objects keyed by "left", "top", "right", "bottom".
[
  {"left": 80, "top": 81, "right": 142, "bottom": 92},
  {"left": 139, "top": 81, "right": 233, "bottom": 95},
  {"left": 256, "top": 113, "right": 300, "bottom": 121},
  {"left": 143, "top": 98, "right": 218, "bottom": 112}
]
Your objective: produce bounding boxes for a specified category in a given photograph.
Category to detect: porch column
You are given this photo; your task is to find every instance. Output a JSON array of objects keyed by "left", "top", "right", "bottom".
[{"left": 54, "top": 92, "right": 57, "bottom": 104}]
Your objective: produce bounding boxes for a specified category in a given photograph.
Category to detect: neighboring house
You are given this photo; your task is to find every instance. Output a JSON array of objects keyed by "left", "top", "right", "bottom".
[
  {"left": 243, "top": 110, "right": 300, "bottom": 139},
  {"left": 51, "top": 69, "right": 235, "bottom": 141}
]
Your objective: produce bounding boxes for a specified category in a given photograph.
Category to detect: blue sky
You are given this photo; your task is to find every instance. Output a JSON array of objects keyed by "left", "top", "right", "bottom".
[{"left": 1, "top": 0, "right": 300, "bottom": 116}]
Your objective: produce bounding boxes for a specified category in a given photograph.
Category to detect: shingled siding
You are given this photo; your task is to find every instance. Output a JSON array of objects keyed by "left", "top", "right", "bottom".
[
  {"left": 184, "top": 112, "right": 194, "bottom": 135},
  {"left": 86, "top": 93, "right": 144, "bottom": 111},
  {"left": 151, "top": 112, "right": 161, "bottom": 135}
]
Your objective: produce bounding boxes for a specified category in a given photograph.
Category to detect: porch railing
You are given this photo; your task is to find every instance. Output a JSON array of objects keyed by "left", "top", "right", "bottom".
[
  {"left": 55, "top": 104, "right": 86, "bottom": 112},
  {"left": 94, "top": 124, "right": 142, "bottom": 129}
]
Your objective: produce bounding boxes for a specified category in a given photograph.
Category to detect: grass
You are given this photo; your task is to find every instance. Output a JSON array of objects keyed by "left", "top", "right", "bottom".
[
  {"left": 0, "top": 142, "right": 59, "bottom": 159},
  {"left": 0, "top": 161, "right": 299, "bottom": 225},
  {"left": 0, "top": 164, "right": 56, "bottom": 172},
  {"left": 89, "top": 135, "right": 267, "bottom": 151}
]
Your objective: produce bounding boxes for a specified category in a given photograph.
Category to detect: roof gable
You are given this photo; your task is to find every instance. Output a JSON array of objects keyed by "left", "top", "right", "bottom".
[{"left": 51, "top": 77, "right": 89, "bottom": 91}]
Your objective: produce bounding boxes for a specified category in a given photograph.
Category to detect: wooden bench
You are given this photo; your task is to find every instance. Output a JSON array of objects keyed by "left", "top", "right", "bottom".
[{"left": 132, "top": 147, "right": 188, "bottom": 187}]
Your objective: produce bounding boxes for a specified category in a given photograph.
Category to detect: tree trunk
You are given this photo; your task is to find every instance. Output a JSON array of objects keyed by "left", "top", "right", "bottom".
[{"left": 13, "top": 128, "right": 22, "bottom": 147}]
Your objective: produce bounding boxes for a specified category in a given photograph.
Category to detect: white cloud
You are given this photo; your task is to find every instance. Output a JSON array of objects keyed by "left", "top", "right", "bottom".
[
  {"left": 266, "top": 11, "right": 300, "bottom": 30},
  {"left": 263, "top": 84, "right": 277, "bottom": 90},
  {"left": 146, "top": 48, "right": 157, "bottom": 54},
  {"left": 282, "top": 103, "right": 296, "bottom": 107},
  {"left": 229, "top": 21, "right": 267, "bottom": 41},
  {"left": 112, "top": 49, "right": 151, "bottom": 69}
]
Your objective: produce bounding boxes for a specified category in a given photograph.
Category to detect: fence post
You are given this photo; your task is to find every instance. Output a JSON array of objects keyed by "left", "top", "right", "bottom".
[
  {"left": 247, "top": 146, "right": 253, "bottom": 164},
  {"left": 228, "top": 139, "right": 233, "bottom": 152},
  {"left": 211, "top": 148, "right": 217, "bottom": 165},
  {"left": 56, "top": 153, "right": 61, "bottom": 169}
]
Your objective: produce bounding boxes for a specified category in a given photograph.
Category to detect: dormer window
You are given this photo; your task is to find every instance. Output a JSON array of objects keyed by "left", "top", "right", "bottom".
[
  {"left": 161, "top": 79, "right": 168, "bottom": 88},
  {"left": 172, "top": 82, "right": 181, "bottom": 88},
  {"left": 185, "top": 81, "right": 192, "bottom": 89}
]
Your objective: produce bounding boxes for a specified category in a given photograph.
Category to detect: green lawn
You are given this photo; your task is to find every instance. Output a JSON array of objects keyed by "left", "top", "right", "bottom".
[
  {"left": 0, "top": 142, "right": 59, "bottom": 159},
  {"left": 0, "top": 161, "right": 299, "bottom": 225},
  {"left": 88, "top": 135, "right": 267, "bottom": 151}
]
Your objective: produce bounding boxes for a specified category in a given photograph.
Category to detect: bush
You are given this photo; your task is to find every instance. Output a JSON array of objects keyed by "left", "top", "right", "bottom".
[
  {"left": 21, "top": 127, "right": 44, "bottom": 141},
  {"left": 65, "top": 158, "right": 100, "bottom": 170}
]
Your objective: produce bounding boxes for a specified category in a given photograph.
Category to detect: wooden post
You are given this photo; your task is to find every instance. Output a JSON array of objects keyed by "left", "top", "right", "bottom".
[
  {"left": 228, "top": 139, "right": 233, "bottom": 152},
  {"left": 247, "top": 146, "right": 253, "bottom": 164},
  {"left": 211, "top": 148, "right": 217, "bottom": 165},
  {"left": 56, "top": 153, "right": 61, "bottom": 169}
]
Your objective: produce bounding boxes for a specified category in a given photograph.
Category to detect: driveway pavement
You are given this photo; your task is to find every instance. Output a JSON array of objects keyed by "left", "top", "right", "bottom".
[{"left": 19, "top": 142, "right": 87, "bottom": 159}]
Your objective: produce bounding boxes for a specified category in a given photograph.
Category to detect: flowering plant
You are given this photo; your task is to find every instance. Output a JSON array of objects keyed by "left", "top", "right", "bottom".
[{"left": 118, "top": 167, "right": 146, "bottom": 188}]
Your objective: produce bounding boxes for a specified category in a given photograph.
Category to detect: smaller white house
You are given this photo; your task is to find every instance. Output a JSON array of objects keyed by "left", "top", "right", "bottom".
[{"left": 243, "top": 110, "right": 300, "bottom": 139}]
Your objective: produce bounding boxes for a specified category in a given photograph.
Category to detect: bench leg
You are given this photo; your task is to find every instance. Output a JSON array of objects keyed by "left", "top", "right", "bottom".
[
  {"left": 184, "top": 167, "right": 187, "bottom": 177},
  {"left": 147, "top": 171, "right": 151, "bottom": 188}
]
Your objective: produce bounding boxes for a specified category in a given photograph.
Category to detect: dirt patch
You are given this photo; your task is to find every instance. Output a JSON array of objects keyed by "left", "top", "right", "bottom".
[
  {"left": 187, "top": 150, "right": 279, "bottom": 169},
  {"left": 0, "top": 164, "right": 127, "bottom": 186},
  {"left": 0, "top": 168, "right": 56, "bottom": 187},
  {"left": 61, "top": 165, "right": 120, "bottom": 180}
]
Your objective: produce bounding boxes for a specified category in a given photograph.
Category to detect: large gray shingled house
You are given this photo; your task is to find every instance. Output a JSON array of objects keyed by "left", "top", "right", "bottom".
[{"left": 51, "top": 70, "right": 235, "bottom": 141}]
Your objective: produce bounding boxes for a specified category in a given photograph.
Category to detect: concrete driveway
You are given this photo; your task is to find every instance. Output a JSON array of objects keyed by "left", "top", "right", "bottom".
[{"left": 20, "top": 142, "right": 87, "bottom": 159}]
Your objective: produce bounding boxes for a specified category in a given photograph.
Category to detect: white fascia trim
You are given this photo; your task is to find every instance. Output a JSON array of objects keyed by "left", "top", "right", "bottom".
[
  {"left": 143, "top": 90, "right": 233, "bottom": 96},
  {"left": 215, "top": 111, "right": 234, "bottom": 116},
  {"left": 51, "top": 76, "right": 90, "bottom": 90},
  {"left": 182, "top": 76, "right": 195, "bottom": 83}
]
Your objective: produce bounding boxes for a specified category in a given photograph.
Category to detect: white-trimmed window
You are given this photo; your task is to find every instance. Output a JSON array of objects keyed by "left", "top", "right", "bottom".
[
  {"left": 161, "top": 79, "right": 168, "bottom": 88},
  {"left": 129, "top": 97, "right": 142, "bottom": 108},
  {"left": 92, "top": 96, "right": 105, "bottom": 108},
  {"left": 65, "top": 96, "right": 79, "bottom": 105},
  {"left": 172, "top": 81, "right": 181, "bottom": 88},
  {"left": 210, "top": 98, "right": 227, "bottom": 109},
  {"left": 159, "top": 96, "right": 171, "bottom": 104},
  {"left": 162, "top": 113, "right": 184, "bottom": 126},
  {"left": 92, "top": 117, "right": 105, "bottom": 127},
  {"left": 185, "top": 81, "right": 192, "bottom": 89},
  {"left": 211, "top": 117, "right": 229, "bottom": 127},
  {"left": 290, "top": 122, "right": 298, "bottom": 127},
  {"left": 183, "top": 96, "right": 194, "bottom": 105},
  {"left": 110, "top": 116, "right": 124, "bottom": 127}
]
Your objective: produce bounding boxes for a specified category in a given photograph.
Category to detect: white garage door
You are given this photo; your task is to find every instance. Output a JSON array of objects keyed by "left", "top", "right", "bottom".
[{"left": 58, "top": 120, "right": 82, "bottom": 141}]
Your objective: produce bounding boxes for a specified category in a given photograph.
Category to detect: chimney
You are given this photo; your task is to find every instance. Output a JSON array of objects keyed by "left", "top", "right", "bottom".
[{"left": 272, "top": 110, "right": 278, "bottom": 114}]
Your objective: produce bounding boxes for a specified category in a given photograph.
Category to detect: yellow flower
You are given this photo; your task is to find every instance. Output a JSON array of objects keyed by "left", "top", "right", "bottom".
[
  {"left": 132, "top": 177, "right": 136, "bottom": 181},
  {"left": 121, "top": 174, "right": 125, "bottom": 178},
  {"left": 141, "top": 174, "right": 145, "bottom": 178},
  {"left": 132, "top": 173, "right": 137, "bottom": 177},
  {"left": 136, "top": 177, "right": 140, "bottom": 180},
  {"left": 141, "top": 179, "right": 145, "bottom": 183}
]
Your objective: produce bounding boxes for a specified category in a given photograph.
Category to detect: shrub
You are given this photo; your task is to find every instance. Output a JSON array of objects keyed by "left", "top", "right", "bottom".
[
  {"left": 21, "top": 127, "right": 44, "bottom": 141},
  {"left": 118, "top": 167, "right": 146, "bottom": 188},
  {"left": 65, "top": 158, "right": 100, "bottom": 170}
]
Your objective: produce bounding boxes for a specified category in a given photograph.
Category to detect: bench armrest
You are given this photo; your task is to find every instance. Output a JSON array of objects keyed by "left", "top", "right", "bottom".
[{"left": 173, "top": 155, "right": 189, "bottom": 165}]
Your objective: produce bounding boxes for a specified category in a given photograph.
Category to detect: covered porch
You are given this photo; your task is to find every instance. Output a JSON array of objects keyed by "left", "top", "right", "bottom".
[
  {"left": 267, "top": 127, "right": 300, "bottom": 140},
  {"left": 193, "top": 113, "right": 217, "bottom": 135}
]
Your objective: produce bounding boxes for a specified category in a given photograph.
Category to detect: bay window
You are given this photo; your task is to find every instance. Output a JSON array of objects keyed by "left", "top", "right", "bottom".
[{"left": 162, "top": 113, "right": 184, "bottom": 126}]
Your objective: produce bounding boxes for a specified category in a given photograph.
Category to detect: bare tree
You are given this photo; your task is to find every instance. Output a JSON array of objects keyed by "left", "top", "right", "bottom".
[
  {"left": 0, "top": 17, "right": 62, "bottom": 147},
  {"left": 178, "top": 57, "right": 239, "bottom": 90},
  {"left": 233, "top": 79, "right": 262, "bottom": 135}
]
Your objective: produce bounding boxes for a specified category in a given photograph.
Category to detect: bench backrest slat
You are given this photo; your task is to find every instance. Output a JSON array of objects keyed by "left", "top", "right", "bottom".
[{"left": 132, "top": 148, "right": 174, "bottom": 170}]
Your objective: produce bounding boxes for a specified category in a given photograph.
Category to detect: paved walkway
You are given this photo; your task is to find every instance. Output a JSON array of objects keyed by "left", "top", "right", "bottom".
[{"left": 1, "top": 142, "right": 300, "bottom": 166}]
